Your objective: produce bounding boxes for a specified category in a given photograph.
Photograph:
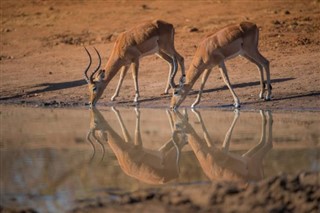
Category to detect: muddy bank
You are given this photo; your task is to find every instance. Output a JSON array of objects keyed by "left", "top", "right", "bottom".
[
  {"left": 73, "top": 172, "right": 319, "bottom": 213},
  {"left": 2, "top": 172, "right": 318, "bottom": 213}
]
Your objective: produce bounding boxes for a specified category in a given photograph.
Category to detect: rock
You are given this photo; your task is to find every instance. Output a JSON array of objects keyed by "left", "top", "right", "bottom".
[
  {"left": 284, "top": 10, "right": 290, "bottom": 15},
  {"left": 272, "top": 20, "right": 281, "bottom": 25},
  {"left": 299, "top": 172, "right": 319, "bottom": 186},
  {"left": 141, "top": 4, "right": 150, "bottom": 10},
  {"left": 296, "top": 37, "right": 311, "bottom": 45},
  {"left": 189, "top": 27, "right": 199, "bottom": 32}
]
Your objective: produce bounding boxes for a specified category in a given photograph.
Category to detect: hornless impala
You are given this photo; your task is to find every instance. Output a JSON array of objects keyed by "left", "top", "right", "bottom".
[
  {"left": 173, "top": 109, "right": 273, "bottom": 182},
  {"left": 83, "top": 20, "right": 185, "bottom": 107},
  {"left": 88, "top": 107, "right": 187, "bottom": 184},
  {"left": 171, "top": 22, "right": 272, "bottom": 109}
]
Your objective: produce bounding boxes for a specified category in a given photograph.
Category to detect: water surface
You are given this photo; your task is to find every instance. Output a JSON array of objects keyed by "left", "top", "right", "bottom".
[{"left": 1, "top": 106, "right": 319, "bottom": 212}]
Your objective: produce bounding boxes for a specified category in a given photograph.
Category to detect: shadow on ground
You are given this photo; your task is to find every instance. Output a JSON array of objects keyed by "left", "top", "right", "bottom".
[
  {"left": 118, "top": 77, "right": 296, "bottom": 104},
  {"left": 0, "top": 79, "right": 86, "bottom": 101}
]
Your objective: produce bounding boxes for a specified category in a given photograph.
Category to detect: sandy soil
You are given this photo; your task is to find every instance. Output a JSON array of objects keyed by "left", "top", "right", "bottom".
[
  {"left": 1, "top": 0, "right": 320, "bottom": 212},
  {"left": 1, "top": 0, "right": 319, "bottom": 110}
]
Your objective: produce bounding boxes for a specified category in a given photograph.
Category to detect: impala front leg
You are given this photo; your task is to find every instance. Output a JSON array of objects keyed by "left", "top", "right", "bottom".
[
  {"left": 192, "top": 68, "right": 212, "bottom": 108},
  {"left": 134, "top": 107, "right": 142, "bottom": 147},
  {"left": 132, "top": 61, "right": 140, "bottom": 103},
  {"left": 111, "top": 65, "right": 129, "bottom": 101},
  {"left": 219, "top": 62, "right": 240, "bottom": 108},
  {"left": 221, "top": 109, "right": 240, "bottom": 152}
]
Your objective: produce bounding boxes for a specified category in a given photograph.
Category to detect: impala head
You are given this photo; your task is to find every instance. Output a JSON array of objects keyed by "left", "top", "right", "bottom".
[
  {"left": 83, "top": 47, "right": 106, "bottom": 107},
  {"left": 170, "top": 77, "right": 189, "bottom": 110}
]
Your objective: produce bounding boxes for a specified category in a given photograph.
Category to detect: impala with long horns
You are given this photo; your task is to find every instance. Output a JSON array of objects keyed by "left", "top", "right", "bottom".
[
  {"left": 83, "top": 20, "right": 185, "bottom": 107},
  {"left": 171, "top": 22, "right": 272, "bottom": 109},
  {"left": 88, "top": 107, "right": 187, "bottom": 184},
  {"left": 175, "top": 109, "right": 273, "bottom": 183}
]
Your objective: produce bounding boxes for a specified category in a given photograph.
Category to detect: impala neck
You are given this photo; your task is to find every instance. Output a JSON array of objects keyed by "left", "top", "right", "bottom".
[
  {"left": 102, "top": 56, "right": 124, "bottom": 84},
  {"left": 185, "top": 58, "right": 205, "bottom": 87}
]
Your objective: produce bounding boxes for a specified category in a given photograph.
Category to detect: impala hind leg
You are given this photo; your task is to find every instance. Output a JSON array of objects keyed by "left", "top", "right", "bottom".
[
  {"left": 192, "top": 68, "right": 212, "bottom": 108},
  {"left": 244, "top": 50, "right": 272, "bottom": 101},
  {"left": 219, "top": 62, "right": 240, "bottom": 108},
  {"left": 157, "top": 51, "right": 177, "bottom": 94},
  {"left": 111, "top": 66, "right": 130, "bottom": 101},
  {"left": 242, "top": 53, "right": 265, "bottom": 99},
  {"left": 242, "top": 111, "right": 273, "bottom": 179},
  {"left": 174, "top": 50, "right": 185, "bottom": 83}
]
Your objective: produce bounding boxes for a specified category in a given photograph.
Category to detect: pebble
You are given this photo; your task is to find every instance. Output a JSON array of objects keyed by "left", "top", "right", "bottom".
[
  {"left": 189, "top": 27, "right": 199, "bottom": 32},
  {"left": 272, "top": 20, "right": 281, "bottom": 25}
]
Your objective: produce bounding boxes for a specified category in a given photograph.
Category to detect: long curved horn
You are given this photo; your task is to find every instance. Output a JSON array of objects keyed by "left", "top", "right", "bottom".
[
  {"left": 83, "top": 47, "right": 92, "bottom": 83},
  {"left": 89, "top": 47, "right": 102, "bottom": 84}
]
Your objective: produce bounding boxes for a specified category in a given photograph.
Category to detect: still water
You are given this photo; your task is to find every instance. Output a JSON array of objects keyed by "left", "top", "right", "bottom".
[{"left": 0, "top": 106, "right": 319, "bottom": 212}]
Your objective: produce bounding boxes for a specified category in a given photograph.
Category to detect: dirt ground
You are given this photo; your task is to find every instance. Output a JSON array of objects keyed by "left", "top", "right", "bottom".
[
  {"left": 1, "top": 0, "right": 320, "bottom": 212},
  {"left": 0, "top": 0, "right": 319, "bottom": 110}
]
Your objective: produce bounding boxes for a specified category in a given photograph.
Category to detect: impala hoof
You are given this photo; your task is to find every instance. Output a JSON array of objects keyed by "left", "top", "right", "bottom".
[
  {"left": 264, "top": 96, "right": 271, "bottom": 101},
  {"left": 234, "top": 103, "right": 241, "bottom": 108},
  {"left": 191, "top": 103, "right": 198, "bottom": 109},
  {"left": 161, "top": 92, "right": 169, "bottom": 95},
  {"left": 259, "top": 92, "right": 264, "bottom": 99}
]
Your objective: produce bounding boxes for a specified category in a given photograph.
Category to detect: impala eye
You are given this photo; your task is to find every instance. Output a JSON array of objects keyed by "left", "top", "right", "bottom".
[{"left": 92, "top": 87, "right": 97, "bottom": 92}]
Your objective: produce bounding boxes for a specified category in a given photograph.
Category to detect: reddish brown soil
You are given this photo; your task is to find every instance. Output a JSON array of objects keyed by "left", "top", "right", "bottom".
[{"left": 1, "top": 0, "right": 319, "bottom": 110}]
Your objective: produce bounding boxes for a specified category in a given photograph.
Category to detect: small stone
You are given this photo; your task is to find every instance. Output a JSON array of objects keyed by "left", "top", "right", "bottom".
[
  {"left": 141, "top": 4, "right": 149, "bottom": 10},
  {"left": 49, "top": 71, "right": 53, "bottom": 75},
  {"left": 272, "top": 20, "right": 281, "bottom": 25},
  {"left": 189, "top": 27, "right": 199, "bottom": 32},
  {"left": 284, "top": 10, "right": 290, "bottom": 15}
]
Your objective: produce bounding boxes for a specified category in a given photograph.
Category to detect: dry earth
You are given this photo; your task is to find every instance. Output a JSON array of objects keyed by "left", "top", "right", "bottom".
[{"left": 0, "top": 0, "right": 319, "bottom": 110}]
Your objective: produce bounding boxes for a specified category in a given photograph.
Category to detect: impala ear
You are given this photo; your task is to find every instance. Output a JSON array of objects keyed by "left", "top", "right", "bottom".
[
  {"left": 101, "top": 69, "right": 105, "bottom": 77},
  {"left": 98, "top": 69, "right": 105, "bottom": 81}
]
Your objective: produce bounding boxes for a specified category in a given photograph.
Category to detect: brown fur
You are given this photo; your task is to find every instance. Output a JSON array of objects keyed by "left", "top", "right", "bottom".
[
  {"left": 171, "top": 22, "right": 271, "bottom": 109},
  {"left": 86, "top": 20, "right": 185, "bottom": 106},
  {"left": 89, "top": 108, "right": 182, "bottom": 184}
]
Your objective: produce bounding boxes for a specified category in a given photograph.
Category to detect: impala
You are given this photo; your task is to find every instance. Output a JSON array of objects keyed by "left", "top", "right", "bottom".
[
  {"left": 173, "top": 109, "right": 273, "bottom": 182},
  {"left": 87, "top": 107, "right": 187, "bottom": 184},
  {"left": 83, "top": 20, "right": 185, "bottom": 107},
  {"left": 171, "top": 22, "right": 272, "bottom": 109}
]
